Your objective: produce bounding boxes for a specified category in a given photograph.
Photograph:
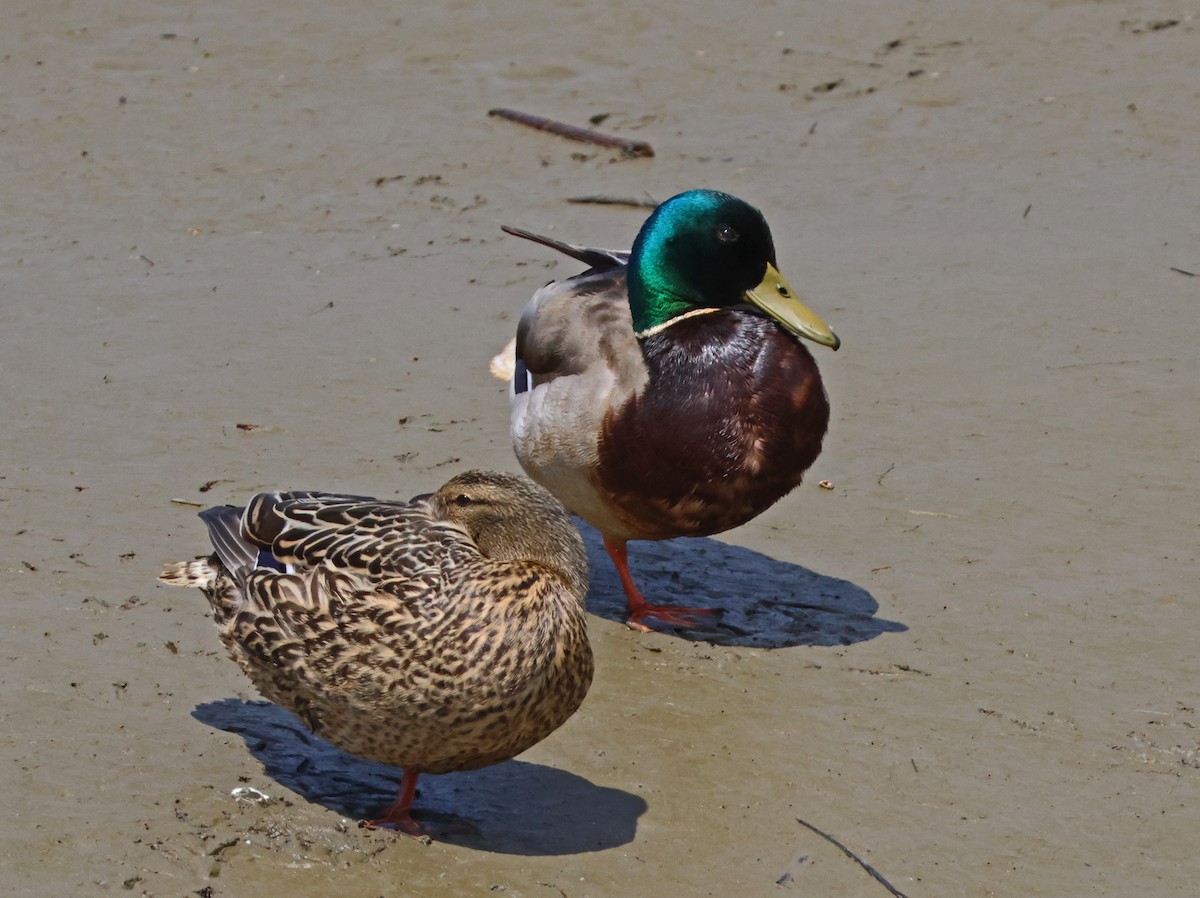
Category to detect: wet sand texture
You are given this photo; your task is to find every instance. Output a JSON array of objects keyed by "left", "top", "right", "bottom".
[{"left": 3, "top": 2, "right": 1197, "bottom": 896}]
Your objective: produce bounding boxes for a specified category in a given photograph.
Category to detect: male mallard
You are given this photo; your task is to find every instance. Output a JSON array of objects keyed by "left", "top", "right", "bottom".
[
  {"left": 492, "top": 190, "right": 839, "bottom": 630},
  {"left": 159, "top": 470, "right": 592, "bottom": 836}
]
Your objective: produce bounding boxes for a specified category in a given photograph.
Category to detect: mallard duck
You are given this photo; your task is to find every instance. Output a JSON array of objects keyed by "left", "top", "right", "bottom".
[
  {"left": 159, "top": 470, "right": 592, "bottom": 837},
  {"left": 492, "top": 189, "right": 839, "bottom": 630}
]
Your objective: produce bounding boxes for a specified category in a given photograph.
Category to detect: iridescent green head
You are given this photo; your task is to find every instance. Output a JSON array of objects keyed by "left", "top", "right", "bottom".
[{"left": 627, "top": 190, "right": 840, "bottom": 349}]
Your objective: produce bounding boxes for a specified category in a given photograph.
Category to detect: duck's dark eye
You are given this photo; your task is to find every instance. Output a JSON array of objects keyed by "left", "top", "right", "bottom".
[
  {"left": 716, "top": 224, "right": 739, "bottom": 244},
  {"left": 454, "top": 494, "right": 472, "bottom": 507}
]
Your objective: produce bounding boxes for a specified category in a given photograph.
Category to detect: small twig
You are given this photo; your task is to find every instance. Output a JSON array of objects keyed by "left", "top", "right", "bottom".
[
  {"left": 1022, "top": 203, "right": 1032, "bottom": 218},
  {"left": 488, "top": 108, "right": 655, "bottom": 157},
  {"left": 876, "top": 462, "right": 895, "bottom": 486},
  {"left": 567, "top": 194, "right": 659, "bottom": 209},
  {"left": 208, "top": 836, "right": 240, "bottom": 858},
  {"left": 796, "top": 818, "right": 912, "bottom": 898},
  {"left": 1169, "top": 266, "right": 1195, "bottom": 277},
  {"left": 170, "top": 498, "right": 205, "bottom": 508}
]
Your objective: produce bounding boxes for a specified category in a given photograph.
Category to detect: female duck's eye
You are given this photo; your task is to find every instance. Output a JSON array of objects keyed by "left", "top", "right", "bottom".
[
  {"left": 716, "top": 224, "right": 739, "bottom": 243},
  {"left": 454, "top": 494, "right": 472, "bottom": 507}
]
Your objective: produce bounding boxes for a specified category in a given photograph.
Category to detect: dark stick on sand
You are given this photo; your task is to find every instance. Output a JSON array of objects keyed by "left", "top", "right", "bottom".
[
  {"left": 488, "top": 108, "right": 655, "bottom": 158},
  {"left": 795, "top": 818, "right": 912, "bottom": 898},
  {"left": 567, "top": 194, "right": 659, "bottom": 209}
]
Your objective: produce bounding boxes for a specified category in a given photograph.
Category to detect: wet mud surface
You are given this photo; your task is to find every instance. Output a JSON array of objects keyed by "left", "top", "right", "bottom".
[{"left": 3, "top": 2, "right": 1197, "bottom": 896}]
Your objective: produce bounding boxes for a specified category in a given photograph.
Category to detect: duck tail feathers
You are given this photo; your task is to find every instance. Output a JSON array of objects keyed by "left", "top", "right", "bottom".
[{"left": 501, "top": 225, "right": 629, "bottom": 271}]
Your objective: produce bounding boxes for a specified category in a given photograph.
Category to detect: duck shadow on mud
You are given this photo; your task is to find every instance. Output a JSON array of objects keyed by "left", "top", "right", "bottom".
[
  {"left": 578, "top": 525, "right": 905, "bottom": 648},
  {"left": 193, "top": 698, "right": 645, "bottom": 855}
]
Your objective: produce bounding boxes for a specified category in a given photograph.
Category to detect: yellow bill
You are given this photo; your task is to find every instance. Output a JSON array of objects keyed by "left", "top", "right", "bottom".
[{"left": 744, "top": 263, "right": 840, "bottom": 350}]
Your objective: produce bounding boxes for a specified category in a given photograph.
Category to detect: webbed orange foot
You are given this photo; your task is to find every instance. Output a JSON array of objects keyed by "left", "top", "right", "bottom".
[{"left": 625, "top": 602, "right": 717, "bottom": 632}]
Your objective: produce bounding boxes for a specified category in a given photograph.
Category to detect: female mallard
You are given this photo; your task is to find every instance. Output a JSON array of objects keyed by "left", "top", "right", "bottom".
[
  {"left": 493, "top": 190, "right": 839, "bottom": 631},
  {"left": 159, "top": 470, "right": 592, "bottom": 837}
]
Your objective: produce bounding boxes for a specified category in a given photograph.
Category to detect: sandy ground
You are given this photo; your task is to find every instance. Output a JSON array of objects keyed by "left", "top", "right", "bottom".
[{"left": 3, "top": 1, "right": 1198, "bottom": 895}]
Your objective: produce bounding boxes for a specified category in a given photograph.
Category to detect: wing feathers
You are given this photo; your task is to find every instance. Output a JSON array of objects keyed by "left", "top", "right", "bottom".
[{"left": 197, "top": 505, "right": 258, "bottom": 583}]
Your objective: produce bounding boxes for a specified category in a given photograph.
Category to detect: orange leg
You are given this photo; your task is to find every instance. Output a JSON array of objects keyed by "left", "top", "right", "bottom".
[
  {"left": 364, "top": 769, "right": 425, "bottom": 837},
  {"left": 603, "top": 536, "right": 716, "bottom": 631}
]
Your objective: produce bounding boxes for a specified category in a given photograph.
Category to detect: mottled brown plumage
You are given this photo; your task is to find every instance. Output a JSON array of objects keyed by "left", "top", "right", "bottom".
[{"left": 160, "top": 470, "right": 592, "bottom": 835}]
